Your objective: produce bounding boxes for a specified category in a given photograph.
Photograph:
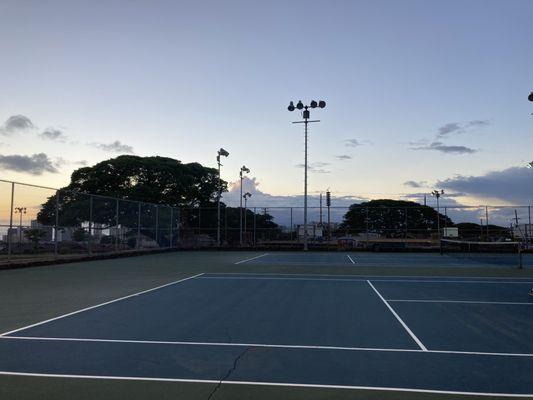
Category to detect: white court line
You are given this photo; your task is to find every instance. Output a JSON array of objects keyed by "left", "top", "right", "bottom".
[
  {"left": 204, "top": 272, "right": 533, "bottom": 281},
  {"left": 388, "top": 299, "right": 533, "bottom": 306},
  {"left": 0, "top": 371, "right": 531, "bottom": 398},
  {"left": 0, "top": 273, "right": 204, "bottom": 337},
  {"left": 347, "top": 254, "right": 356, "bottom": 264},
  {"left": 3, "top": 335, "right": 533, "bottom": 357},
  {"left": 234, "top": 253, "right": 269, "bottom": 265},
  {"left": 367, "top": 280, "right": 427, "bottom": 351},
  {"left": 200, "top": 275, "right": 533, "bottom": 285}
]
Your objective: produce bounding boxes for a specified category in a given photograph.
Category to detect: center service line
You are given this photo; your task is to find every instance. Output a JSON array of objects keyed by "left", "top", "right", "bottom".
[{"left": 367, "top": 280, "right": 428, "bottom": 351}]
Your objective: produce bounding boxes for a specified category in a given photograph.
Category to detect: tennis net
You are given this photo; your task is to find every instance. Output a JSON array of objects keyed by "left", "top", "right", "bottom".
[{"left": 440, "top": 239, "right": 523, "bottom": 269}]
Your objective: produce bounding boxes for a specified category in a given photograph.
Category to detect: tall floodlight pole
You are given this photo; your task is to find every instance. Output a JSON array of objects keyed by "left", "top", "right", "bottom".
[
  {"left": 288, "top": 99, "right": 326, "bottom": 251},
  {"left": 217, "top": 148, "right": 229, "bottom": 246},
  {"left": 239, "top": 165, "right": 250, "bottom": 246},
  {"left": 243, "top": 192, "right": 252, "bottom": 242},
  {"left": 431, "top": 190, "right": 444, "bottom": 239}
]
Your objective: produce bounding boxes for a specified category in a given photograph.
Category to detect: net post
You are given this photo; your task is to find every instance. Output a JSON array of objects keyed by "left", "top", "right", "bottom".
[
  {"left": 155, "top": 205, "right": 159, "bottom": 247},
  {"left": 518, "top": 245, "right": 523, "bottom": 269},
  {"left": 88, "top": 195, "right": 93, "bottom": 255}
]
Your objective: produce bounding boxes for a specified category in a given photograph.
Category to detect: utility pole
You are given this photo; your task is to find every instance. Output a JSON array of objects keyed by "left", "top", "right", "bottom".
[
  {"left": 431, "top": 190, "right": 444, "bottom": 239},
  {"left": 288, "top": 99, "right": 326, "bottom": 251},
  {"left": 319, "top": 193, "right": 323, "bottom": 226},
  {"left": 239, "top": 165, "right": 250, "bottom": 246}
]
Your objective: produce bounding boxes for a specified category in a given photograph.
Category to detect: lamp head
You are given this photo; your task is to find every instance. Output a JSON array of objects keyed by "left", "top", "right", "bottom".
[
  {"left": 296, "top": 100, "right": 304, "bottom": 110},
  {"left": 218, "top": 148, "right": 229, "bottom": 157},
  {"left": 529, "top": 92, "right": 533, "bottom": 102},
  {"left": 310, "top": 100, "right": 318, "bottom": 108},
  {"left": 241, "top": 165, "right": 250, "bottom": 173},
  {"left": 287, "top": 101, "right": 295, "bottom": 111},
  {"left": 318, "top": 100, "right": 326, "bottom": 108}
]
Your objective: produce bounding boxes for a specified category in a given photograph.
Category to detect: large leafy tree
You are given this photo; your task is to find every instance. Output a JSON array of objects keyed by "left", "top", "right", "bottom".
[
  {"left": 37, "top": 155, "right": 225, "bottom": 231},
  {"left": 339, "top": 199, "right": 453, "bottom": 237}
]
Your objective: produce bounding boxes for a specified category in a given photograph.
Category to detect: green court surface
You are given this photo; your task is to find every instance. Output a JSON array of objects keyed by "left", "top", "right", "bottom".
[{"left": 1, "top": 250, "right": 533, "bottom": 400}]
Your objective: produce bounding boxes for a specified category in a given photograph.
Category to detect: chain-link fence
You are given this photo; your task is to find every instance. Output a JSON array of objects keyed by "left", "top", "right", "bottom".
[{"left": 1, "top": 179, "right": 532, "bottom": 260}]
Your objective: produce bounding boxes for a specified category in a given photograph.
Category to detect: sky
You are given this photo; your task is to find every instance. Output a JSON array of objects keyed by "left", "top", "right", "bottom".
[{"left": 1, "top": 0, "right": 533, "bottom": 218}]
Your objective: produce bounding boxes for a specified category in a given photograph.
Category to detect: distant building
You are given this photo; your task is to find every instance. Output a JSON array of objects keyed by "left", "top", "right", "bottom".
[
  {"left": 30, "top": 220, "right": 54, "bottom": 241},
  {"left": 297, "top": 224, "right": 323, "bottom": 239}
]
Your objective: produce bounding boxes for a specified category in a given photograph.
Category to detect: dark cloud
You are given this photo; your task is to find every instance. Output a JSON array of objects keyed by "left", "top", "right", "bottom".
[
  {"left": 295, "top": 162, "right": 330, "bottom": 174},
  {"left": 89, "top": 140, "right": 134, "bottom": 153},
  {"left": 403, "top": 180, "right": 427, "bottom": 188},
  {"left": 40, "top": 128, "right": 67, "bottom": 141},
  {"left": 0, "top": 115, "right": 34, "bottom": 135},
  {"left": 437, "top": 166, "right": 533, "bottom": 204},
  {"left": 436, "top": 120, "right": 490, "bottom": 138},
  {"left": 344, "top": 139, "right": 360, "bottom": 147},
  {"left": 411, "top": 141, "right": 477, "bottom": 154},
  {"left": 335, "top": 155, "right": 352, "bottom": 160},
  {"left": 0, "top": 153, "right": 59, "bottom": 175}
]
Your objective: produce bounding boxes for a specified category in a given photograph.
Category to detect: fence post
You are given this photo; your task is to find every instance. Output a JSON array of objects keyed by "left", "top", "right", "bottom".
[
  {"left": 54, "top": 191, "right": 59, "bottom": 257},
  {"left": 290, "top": 207, "right": 293, "bottom": 241},
  {"left": 528, "top": 205, "right": 532, "bottom": 244},
  {"left": 137, "top": 202, "right": 141, "bottom": 249},
  {"left": 485, "top": 206, "right": 489, "bottom": 239},
  {"left": 7, "top": 182, "right": 14, "bottom": 259},
  {"left": 176, "top": 208, "right": 181, "bottom": 244},
  {"left": 365, "top": 207, "right": 369, "bottom": 246},
  {"left": 404, "top": 207, "right": 408, "bottom": 239},
  {"left": 155, "top": 205, "right": 159, "bottom": 247},
  {"left": 169, "top": 207, "right": 173, "bottom": 248},
  {"left": 115, "top": 199, "right": 119, "bottom": 252},
  {"left": 253, "top": 207, "right": 257, "bottom": 246},
  {"left": 88, "top": 195, "right": 93, "bottom": 255}
]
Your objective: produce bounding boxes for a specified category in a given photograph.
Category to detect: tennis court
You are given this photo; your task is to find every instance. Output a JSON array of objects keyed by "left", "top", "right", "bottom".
[{"left": 1, "top": 251, "right": 533, "bottom": 398}]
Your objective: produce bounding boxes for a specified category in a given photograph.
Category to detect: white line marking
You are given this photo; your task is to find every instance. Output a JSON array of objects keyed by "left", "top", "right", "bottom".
[
  {"left": 204, "top": 272, "right": 533, "bottom": 281},
  {"left": 201, "top": 275, "right": 533, "bottom": 285},
  {"left": 367, "top": 280, "right": 427, "bottom": 351},
  {"left": 234, "top": 253, "right": 269, "bottom": 265},
  {"left": 3, "top": 335, "right": 533, "bottom": 357},
  {"left": 0, "top": 273, "right": 204, "bottom": 337},
  {"left": 347, "top": 254, "right": 356, "bottom": 264},
  {"left": 0, "top": 371, "right": 531, "bottom": 397},
  {"left": 388, "top": 299, "right": 533, "bottom": 306}
]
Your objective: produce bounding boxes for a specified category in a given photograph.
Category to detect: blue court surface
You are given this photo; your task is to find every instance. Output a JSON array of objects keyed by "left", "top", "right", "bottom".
[{"left": 1, "top": 272, "right": 533, "bottom": 396}]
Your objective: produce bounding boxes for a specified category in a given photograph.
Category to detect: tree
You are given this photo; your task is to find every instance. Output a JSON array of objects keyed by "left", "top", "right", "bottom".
[
  {"left": 23, "top": 229, "right": 47, "bottom": 251},
  {"left": 36, "top": 156, "right": 226, "bottom": 240},
  {"left": 72, "top": 228, "right": 88, "bottom": 242},
  {"left": 339, "top": 199, "right": 453, "bottom": 238}
]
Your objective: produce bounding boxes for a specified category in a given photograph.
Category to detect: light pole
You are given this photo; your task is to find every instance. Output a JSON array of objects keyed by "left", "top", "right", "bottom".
[
  {"left": 14, "top": 206, "right": 27, "bottom": 248},
  {"left": 216, "top": 148, "right": 229, "bottom": 246},
  {"left": 243, "top": 192, "right": 252, "bottom": 243},
  {"left": 431, "top": 190, "right": 444, "bottom": 239},
  {"left": 288, "top": 99, "right": 326, "bottom": 251},
  {"left": 239, "top": 165, "right": 250, "bottom": 246}
]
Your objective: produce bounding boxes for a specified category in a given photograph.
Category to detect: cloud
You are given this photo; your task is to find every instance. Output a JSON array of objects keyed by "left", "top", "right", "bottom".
[
  {"left": 295, "top": 162, "right": 330, "bottom": 174},
  {"left": 40, "top": 128, "right": 67, "bottom": 141},
  {"left": 436, "top": 119, "right": 490, "bottom": 138},
  {"left": 0, "top": 153, "right": 59, "bottom": 175},
  {"left": 403, "top": 180, "right": 427, "bottom": 188},
  {"left": 89, "top": 140, "right": 134, "bottom": 153},
  {"left": 437, "top": 166, "right": 533, "bottom": 204},
  {"left": 344, "top": 139, "right": 361, "bottom": 147},
  {"left": 335, "top": 155, "right": 352, "bottom": 160},
  {"left": 411, "top": 141, "right": 477, "bottom": 154},
  {"left": 0, "top": 115, "right": 34, "bottom": 135}
]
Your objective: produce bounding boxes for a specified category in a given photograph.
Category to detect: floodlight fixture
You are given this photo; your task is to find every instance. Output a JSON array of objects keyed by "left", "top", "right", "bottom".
[
  {"left": 310, "top": 100, "right": 318, "bottom": 108},
  {"left": 243, "top": 192, "right": 252, "bottom": 199},
  {"left": 296, "top": 100, "right": 304, "bottom": 110},
  {"left": 528, "top": 92, "right": 533, "bottom": 102},
  {"left": 218, "top": 148, "right": 229, "bottom": 157},
  {"left": 319, "top": 100, "right": 326, "bottom": 108},
  {"left": 288, "top": 101, "right": 295, "bottom": 111}
]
